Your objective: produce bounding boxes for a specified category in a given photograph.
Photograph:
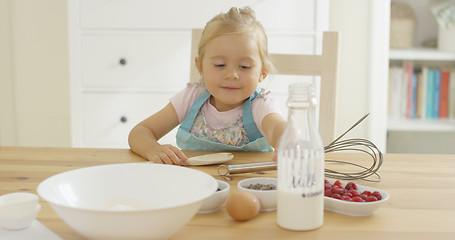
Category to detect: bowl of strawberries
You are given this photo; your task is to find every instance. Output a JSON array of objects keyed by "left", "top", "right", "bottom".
[{"left": 324, "top": 179, "right": 389, "bottom": 216}]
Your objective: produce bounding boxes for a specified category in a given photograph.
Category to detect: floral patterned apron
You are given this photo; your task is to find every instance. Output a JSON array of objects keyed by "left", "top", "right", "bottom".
[{"left": 176, "top": 89, "right": 273, "bottom": 152}]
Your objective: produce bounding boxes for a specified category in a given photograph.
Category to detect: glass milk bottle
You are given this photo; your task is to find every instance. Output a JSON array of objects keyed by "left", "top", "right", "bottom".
[{"left": 276, "top": 82, "right": 325, "bottom": 231}]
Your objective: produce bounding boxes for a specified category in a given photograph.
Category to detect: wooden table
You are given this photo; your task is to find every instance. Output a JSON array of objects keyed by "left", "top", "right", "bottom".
[{"left": 1, "top": 146, "right": 455, "bottom": 240}]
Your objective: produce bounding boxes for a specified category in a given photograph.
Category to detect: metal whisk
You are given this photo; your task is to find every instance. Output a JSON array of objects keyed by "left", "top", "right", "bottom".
[{"left": 218, "top": 113, "right": 383, "bottom": 182}]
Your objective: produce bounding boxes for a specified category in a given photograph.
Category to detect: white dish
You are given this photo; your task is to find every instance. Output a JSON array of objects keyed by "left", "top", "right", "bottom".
[
  {"left": 198, "top": 180, "right": 230, "bottom": 214},
  {"left": 0, "top": 192, "right": 41, "bottom": 230},
  {"left": 0, "top": 192, "right": 39, "bottom": 216},
  {"left": 238, "top": 177, "right": 277, "bottom": 211},
  {"left": 187, "top": 152, "right": 233, "bottom": 166},
  {"left": 37, "top": 163, "right": 217, "bottom": 240},
  {"left": 0, "top": 204, "right": 41, "bottom": 230},
  {"left": 324, "top": 179, "right": 390, "bottom": 216}
]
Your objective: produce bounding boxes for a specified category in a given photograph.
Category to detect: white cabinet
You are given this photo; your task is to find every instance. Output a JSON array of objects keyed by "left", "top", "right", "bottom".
[
  {"left": 81, "top": 32, "right": 191, "bottom": 90},
  {"left": 78, "top": 0, "right": 317, "bottom": 32},
  {"left": 68, "top": 0, "right": 329, "bottom": 148},
  {"left": 81, "top": 92, "right": 174, "bottom": 147}
]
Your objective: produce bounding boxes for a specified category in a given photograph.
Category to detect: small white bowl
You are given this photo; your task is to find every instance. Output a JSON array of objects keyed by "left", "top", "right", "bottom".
[
  {"left": 0, "top": 203, "right": 41, "bottom": 230},
  {"left": 0, "top": 192, "right": 39, "bottom": 216},
  {"left": 238, "top": 177, "right": 277, "bottom": 211},
  {"left": 324, "top": 179, "right": 390, "bottom": 216},
  {"left": 198, "top": 180, "right": 230, "bottom": 214},
  {"left": 0, "top": 192, "right": 41, "bottom": 230}
]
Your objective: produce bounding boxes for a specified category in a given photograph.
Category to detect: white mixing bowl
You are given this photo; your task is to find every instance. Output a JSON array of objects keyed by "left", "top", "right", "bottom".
[{"left": 37, "top": 163, "right": 217, "bottom": 240}]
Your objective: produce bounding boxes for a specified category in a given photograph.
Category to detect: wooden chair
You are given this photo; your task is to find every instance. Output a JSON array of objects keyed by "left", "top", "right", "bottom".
[{"left": 189, "top": 29, "right": 339, "bottom": 146}]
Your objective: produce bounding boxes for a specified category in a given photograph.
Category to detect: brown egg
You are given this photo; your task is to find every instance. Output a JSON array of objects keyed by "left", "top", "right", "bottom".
[{"left": 226, "top": 191, "right": 260, "bottom": 221}]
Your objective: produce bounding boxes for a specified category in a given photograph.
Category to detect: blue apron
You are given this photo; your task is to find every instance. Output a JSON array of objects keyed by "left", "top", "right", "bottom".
[{"left": 176, "top": 89, "right": 273, "bottom": 152}]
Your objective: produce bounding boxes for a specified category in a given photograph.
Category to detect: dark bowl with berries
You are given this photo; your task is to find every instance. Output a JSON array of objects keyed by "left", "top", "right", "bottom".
[{"left": 324, "top": 179, "right": 389, "bottom": 216}]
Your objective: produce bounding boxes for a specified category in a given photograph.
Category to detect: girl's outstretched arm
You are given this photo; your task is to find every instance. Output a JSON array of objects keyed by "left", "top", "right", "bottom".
[
  {"left": 261, "top": 113, "right": 287, "bottom": 150},
  {"left": 128, "top": 103, "right": 188, "bottom": 165}
]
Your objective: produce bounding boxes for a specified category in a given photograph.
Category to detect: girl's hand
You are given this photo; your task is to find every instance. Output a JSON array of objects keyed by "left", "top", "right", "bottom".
[{"left": 146, "top": 144, "right": 188, "bottom": 165}]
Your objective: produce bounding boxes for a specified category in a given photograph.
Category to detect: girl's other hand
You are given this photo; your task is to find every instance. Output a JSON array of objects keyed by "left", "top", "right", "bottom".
[{"left": 146, "top": 144, "right": 188, "bottom": 165}]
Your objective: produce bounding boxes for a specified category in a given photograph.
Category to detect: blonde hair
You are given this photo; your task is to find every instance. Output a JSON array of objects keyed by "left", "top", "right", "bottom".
[{"left": 198, "top": 7, "right": 272, "bottom": 73}]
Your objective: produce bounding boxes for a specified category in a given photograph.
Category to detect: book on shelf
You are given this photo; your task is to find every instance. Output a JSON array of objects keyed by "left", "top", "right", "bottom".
[
  {"left": 450, "top": 69, "right": 455, "bottom": 119},
  {"left": 388, "top": 61, "right": 455, "bottom": 120},
  {"left": 433, "top": 70, "right": 441, "bottom": 118},
  {"left": 426, "top": 68, "right": 434, "bottom": 119},
  {"left": 388, "top": 66, "right": 403, "bottom": 119},
  {"left": 440, "top": 70, "right": 450, "bottom": 118},
  {"left": 403, "top": 61, "right": 418, "bottom": 119},
  {"left": 416, "top": 68, "right": 426, "bottom": 118}
]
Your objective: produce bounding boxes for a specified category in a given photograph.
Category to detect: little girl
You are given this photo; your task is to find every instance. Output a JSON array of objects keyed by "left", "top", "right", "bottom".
[{"left": 128, "top": 7, "right": 286, "bottom": 164}]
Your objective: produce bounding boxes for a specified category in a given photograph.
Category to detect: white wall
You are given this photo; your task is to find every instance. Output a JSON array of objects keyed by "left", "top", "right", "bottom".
[
  {"left": 329, "top": 0, "right": 389, "bottom": 151},
  {"left": 1, "top": 0, "right": 71, "bottom": 147},
  {"left": 330, "top": 0, "right": 371, "bottom": 139},
  {"left": 0, "top": 0, "right": 15, "bottom": 145}
]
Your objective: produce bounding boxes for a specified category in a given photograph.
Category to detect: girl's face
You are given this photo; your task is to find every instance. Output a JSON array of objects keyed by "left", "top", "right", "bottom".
[{"left": 196, "top": 33, "right": 267, "bottom": 112}]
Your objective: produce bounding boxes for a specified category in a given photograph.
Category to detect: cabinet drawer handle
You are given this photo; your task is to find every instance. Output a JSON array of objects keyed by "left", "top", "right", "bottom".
[
  {"left": 119, "top": 58, "right": 127, "bottom": 66},
  {"left": 120, "top": 116, "right": 128, "bottom": 123}
]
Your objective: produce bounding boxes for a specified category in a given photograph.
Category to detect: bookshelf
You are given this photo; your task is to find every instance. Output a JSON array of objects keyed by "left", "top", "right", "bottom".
[
  {"left": 390, "top": 48, "right": 455, "bottom": 62},
  {"left": 387, "top": 0, "right": 455, "bottom": 153},
  {"left": 387, "top": 48, "right": 455, "bottom": 153},
  {"left": 388, "top": 118, "right": 455, "bottom": 132},
  {"left": 388, "top": 48, "right": 455, "bottom": 132}
]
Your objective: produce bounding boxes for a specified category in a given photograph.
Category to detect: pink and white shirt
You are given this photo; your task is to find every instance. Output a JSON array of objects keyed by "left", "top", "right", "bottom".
[{"left": 170, "top": 83, "right": 282, "bottom": 140}]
